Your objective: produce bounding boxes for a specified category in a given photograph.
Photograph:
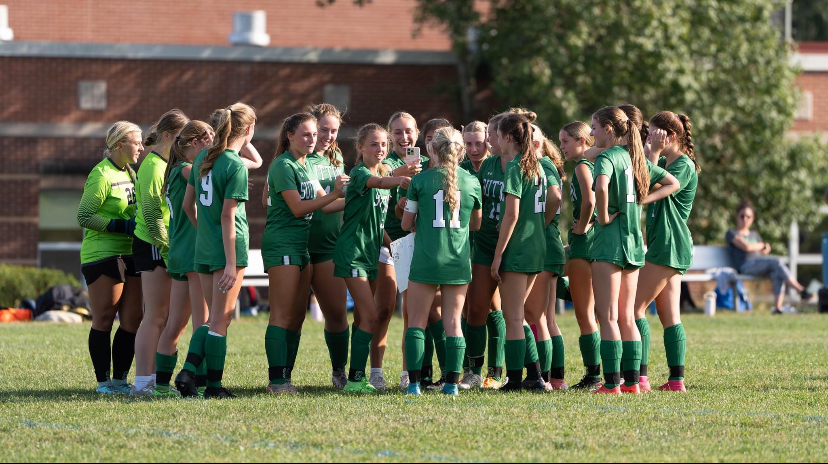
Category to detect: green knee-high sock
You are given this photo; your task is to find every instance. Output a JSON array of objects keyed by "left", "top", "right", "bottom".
[
  {"left": 445, "top": 337, "right": 466, "bottom": 385},
  {"left": 196, "top": 358, "right": 207, "bottom": 390},
  {"left": 664, "top": 323, "right": 687, "bottom": 381},
  {"left": 600, "top": 340, "right": 622, "bottom": 389},
  {"left": 621, "top": 341, "right": 642, "bottom": 386},
  {"left": 287, "top": 331, "right": 301, "bottom": 379},
  {"left": 324, "top": 327, "right": 350, "bottom": 372},
  {"left": 423, "top": 328, "right": 435, "bottom": 378},
  {"left": 579, "top": 331, "right": 601, "bottom": 378},
  {"left": 428, "top": 320, "right": 447, "bottom": 376},
  {"left": 205, "top": 333, "right": 227, "bottom": 389},
  {"left": 461, "top": 317, "right": 469, "bottom": 370},
  {"left": 551, "top": 335, "right": 565, "bottom": 380},
  {"left": 636, "top": 318, "right": 651, "bottom": 376},
  {"left": 155, "top": 352, "right": 178, "bottom": 392},
  {"left": 505, "top": 339, "right": 526, "bottom": 382},
  {"left": 404, "top": 328, "right": 426, "bottom": 381},
  {"left": 537, "top": 339, "right": 553, "bottom": 377},
  {"left": 348, "top": 326, "right": 373, "bottom": 382},
  {"left": 466, "top": 323, "right": 487, "bottom": 376},
  {"left": 265, "top": 325, "right": 288, "bottom": 385},
  {"left": 487, "top": 311, "right": 506, "bottom": 369},
  {"left": 522, "top": 325, "right": 539, "bottom": 365},
  {"left": 183, "top": 325, "right": 210, "bottom": 373}
]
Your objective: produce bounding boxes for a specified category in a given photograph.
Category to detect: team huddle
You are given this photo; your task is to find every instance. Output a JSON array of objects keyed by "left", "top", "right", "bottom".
[{"left": 77, "top": 101, "right": 699, "bottom": 399}]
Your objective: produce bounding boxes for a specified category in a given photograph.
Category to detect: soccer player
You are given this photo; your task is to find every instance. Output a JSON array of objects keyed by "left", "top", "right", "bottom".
[
  {"left": 175, "top": 103, "right": 256, "bottom": 399},
  {"left": 155, "top": 120, "right": 214, "bottom": 397},
  {"left": 305, "top": 103, "right": 351, "bottom": 390},
  {"left": 375, "top": 112, "right": 422, "bottom": 390},
  {"left": 78, "top": 121, "right": 144, "bottom": 394},
  {"left": 333, "top": 123, "right": 411, "bottom": 393},
  {"left": 590, "top": 106, "right": 678, "bottom": 395},
  {"left": 262, "top": 113, "right": 347, "bottom": 395},
  {"left": 131, "top": 109, "right": 189, "bottom": 396},
  {"left": 401, "top": 126, "right": 482, "bottom": 396},
  {"left": 559, "top": 121, "right": 603, "bottom": 390},
  {"left": 524, "top": 125, "right": 568, "bottom": 390},
  {"left": 633, "top": 111, "right": 699, "bottom": 393},
  {"left": 491, "top": 112, "right": 548, "bottom": 393}
]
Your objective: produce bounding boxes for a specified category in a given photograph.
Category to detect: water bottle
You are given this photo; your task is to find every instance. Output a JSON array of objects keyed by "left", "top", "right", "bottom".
[{"left": 704, "top": 291, "right": 717, "bottom": 317}]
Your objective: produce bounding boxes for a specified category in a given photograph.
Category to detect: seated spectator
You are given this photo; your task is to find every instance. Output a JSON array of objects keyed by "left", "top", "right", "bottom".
[{"left": 726, "top": 200, "right": 808, "bottom": 315}]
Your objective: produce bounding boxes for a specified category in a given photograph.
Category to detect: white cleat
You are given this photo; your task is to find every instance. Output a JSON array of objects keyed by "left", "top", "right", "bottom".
[
  {"left": 399, "top": 372, "right": 410, "bottom": 390},
  {"left": 332, "top": 371, "right": 348, "bottom": 390},
  {"left": 369, "top": 372, "right": 387, "bottom": 390},
  {"left": 459, "top": 372, "right": 483, "bottom": 390}
]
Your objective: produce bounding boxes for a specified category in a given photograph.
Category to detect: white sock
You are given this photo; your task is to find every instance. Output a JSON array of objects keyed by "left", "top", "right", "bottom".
[
  {"left": 134, "top": 376, "right": 152, "bottom": 390},
  {"left": 401, "top": 371, "right": 408, "bottom": 377},
  {"left": 151, "top": 374, "right": 157, "bottom": 384},
  {"left": 371, "top": 368, "right": 383, "bottom": 375}
]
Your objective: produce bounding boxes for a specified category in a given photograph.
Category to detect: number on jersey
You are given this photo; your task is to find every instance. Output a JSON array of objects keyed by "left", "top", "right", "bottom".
[
  {"left": 200, "top": 171, "right": 214, "bottom": 207},
  {"left": 433, "top": 190, "right": 461, "bottom": 229},
  {"left": 534, "top": 175, "right": 546, "bottom": 214},
  {"left": 488, "top": 202, "right": 501, "bottom": 221},
  {"left": 624, "top": 167, "right": 635, "bottom": 203}
]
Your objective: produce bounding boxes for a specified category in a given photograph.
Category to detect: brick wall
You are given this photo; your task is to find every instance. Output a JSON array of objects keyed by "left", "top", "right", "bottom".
[
  {"left": 793, "top": 72, "right": 828, "bottom": 133},
  {"left": 2, "top": 0, "right": 452, "bottom": 51},
  {"left": 0, "top": 55, "right": 459, "bottom": 263}
]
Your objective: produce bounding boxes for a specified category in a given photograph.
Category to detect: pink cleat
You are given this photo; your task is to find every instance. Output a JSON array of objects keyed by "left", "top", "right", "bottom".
[
  {"left": 639, "top": 376, "right": 651, "bottom": 392},
  {"left": 594, "top": 385, "right": 622, "bottom": 395},
  {"left": 549, "top": 378, "right": 568, "bottom": 391},
  {"left": 620, "top": 384, "right": 642, "bottom": 395},
  {"left": 659, "top": 380, "right": 686, "bottom": 392}
]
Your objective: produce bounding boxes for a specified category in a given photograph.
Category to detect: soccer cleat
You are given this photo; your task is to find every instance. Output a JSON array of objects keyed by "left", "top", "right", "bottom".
[
  {"left": 427, "top": 376, "right": 446, "bottom": 391},
  {"left": 153, "top": 387, "right": 182, "bottom": 398},
  {"left": 203, "top": 387, "right": 236, "bottom": 399},
  {"left": 399, "top": 372, "right": 410, "bottom": 390},
  {"left": 343, "top": 378, "right": 377, "bottom": 394},
  {"left": 405, "top": 383, "right": 422, "bottom": 395},
  {"left": 197, "top": 387, "right": 206, "bottom": 399},
  {"left": 620, "top": 384, "right": 642, "bottom": 395},
  {"left": 639, "top": 376, "right": 652, "bottom": 392},
  {"left": 498, "top": 379, "right": 523, "bottom": 393},
  {"left": 659, "top": 380, "right": 687, "bottom": 392},
  {"left": 441, "top": 383, "right": 459, "bottom": 396},
  {"left": 549, "top": 378, "right": 568, "bottom": 391},
  {"left": 332, "top": 371, "right": 348, "bottom": 390},
  {"left": 129, "top": 384, "right": 155, "bottom": 397},
  {"left": 174, "top": 370, "right": 199, "bottom": 398},
  {"left": 571, "top": 376, "right": 603, "bottom": 391},
  {"left": 593, "top": 385, "right": 622, "bottom": 395},
  {"left": 459, "top": 372, "right": 483, "bottom": 390},
  {"left": 369, "top": 372, "right": 387, "bottom": 390},
  {"left": 108, "top": 382, "right": 133, "bottom": 395},
  {"left": 525, "top": 380, "right": 551, "bottom": 392},
  {"left": 482, "top": 376, "right": 504, "bottom": 390},
  {"left": 267, "top": 382, "right": 298, "bottom": 395},
  {"left": 95, "top": 382, "right": 123, "bottom": 395}
]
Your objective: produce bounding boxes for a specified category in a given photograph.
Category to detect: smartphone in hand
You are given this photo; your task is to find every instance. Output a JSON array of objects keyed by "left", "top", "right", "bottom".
[{"left": 405, "top": 147, "right": 421, "bottom": 164}]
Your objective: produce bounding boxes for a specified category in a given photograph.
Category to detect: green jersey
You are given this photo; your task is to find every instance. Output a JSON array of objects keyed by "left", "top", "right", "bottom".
[
  {"left": 189, "top": 149, "right": 250, "bottom": 269},
  {"left": 567, "top": 159, "right": 596, "bottom": 261},
  {"left": 591, "top": 145, "right": 667, "bottom": 268},
  {"left": 134, "top": 152, "right": 171, "bottom": 259},
  {"left": 382, "top": 151, "right": 428, "bottom": 242},
  {"left": 540, "top": 157, "right": 566, "bottom": 270},
  {"left": 262, "top": 152, "right": 321, "bottom": 268},
  {"left": 474, "top": 156, "right": 506, "bottom": 257},
  {"left": 78, "top": 158, "right": 137, "bottom": 264},
  {"left": 460, "top": 157, "right": 486, "bottom": 175},
  {"left": 307, "top": 151, "right": 344, "bottom": 256},
  {"left": 500, "top": 153, "right": 547, "bottom": 273},
  {"left": 645, "top": 155, "right": 698, "bottom": 272},
  {"left": 166, "top": 162, "right": 196, "bottom": 276},
  {"left": 405, "top": 168, "right": 482, "bottom": 285},
  {"left": 333, "top": 164, "right": 391, "bottom": 273}
]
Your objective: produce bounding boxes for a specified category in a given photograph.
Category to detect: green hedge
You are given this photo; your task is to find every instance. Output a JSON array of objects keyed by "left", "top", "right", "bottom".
[{"left": 0, "top": 265, "right": 80, "bottom": 308}]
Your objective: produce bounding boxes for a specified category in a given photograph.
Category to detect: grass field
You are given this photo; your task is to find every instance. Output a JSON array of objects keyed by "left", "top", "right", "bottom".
[{"left": 1, "top": 312, "right": 827, "bottom": 462}]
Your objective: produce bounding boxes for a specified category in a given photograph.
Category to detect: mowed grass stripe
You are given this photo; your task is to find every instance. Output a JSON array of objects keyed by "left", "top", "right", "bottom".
[{"left": 0, "top": 313, "right": 826, "bottom": 462}]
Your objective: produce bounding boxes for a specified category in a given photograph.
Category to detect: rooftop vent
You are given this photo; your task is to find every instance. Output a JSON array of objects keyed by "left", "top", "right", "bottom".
[
  {"left": 228, "top": 11, "right": 270, "bottom": 47},
  {"left": 0, "top": 6, "right": 14, "bottom": 41}
]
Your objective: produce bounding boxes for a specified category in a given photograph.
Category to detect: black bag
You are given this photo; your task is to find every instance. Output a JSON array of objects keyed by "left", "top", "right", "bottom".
[{"left": 35, "top": 285, "right": 91, "bottom": 318}]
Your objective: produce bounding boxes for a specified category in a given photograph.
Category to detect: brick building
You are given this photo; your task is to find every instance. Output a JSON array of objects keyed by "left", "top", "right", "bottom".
[{"left": 0, "top": 0, "right": 825, "bottom": 279}]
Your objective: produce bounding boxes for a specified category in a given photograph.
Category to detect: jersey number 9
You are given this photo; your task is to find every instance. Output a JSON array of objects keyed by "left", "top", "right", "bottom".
[{"left": 200, "top": 171, "right": 214, "bottom": 207}]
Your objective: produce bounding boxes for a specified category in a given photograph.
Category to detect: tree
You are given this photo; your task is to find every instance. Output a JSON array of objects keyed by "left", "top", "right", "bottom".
[{"left": 478, "top": 0, "right": 825, "bottom": 248}]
